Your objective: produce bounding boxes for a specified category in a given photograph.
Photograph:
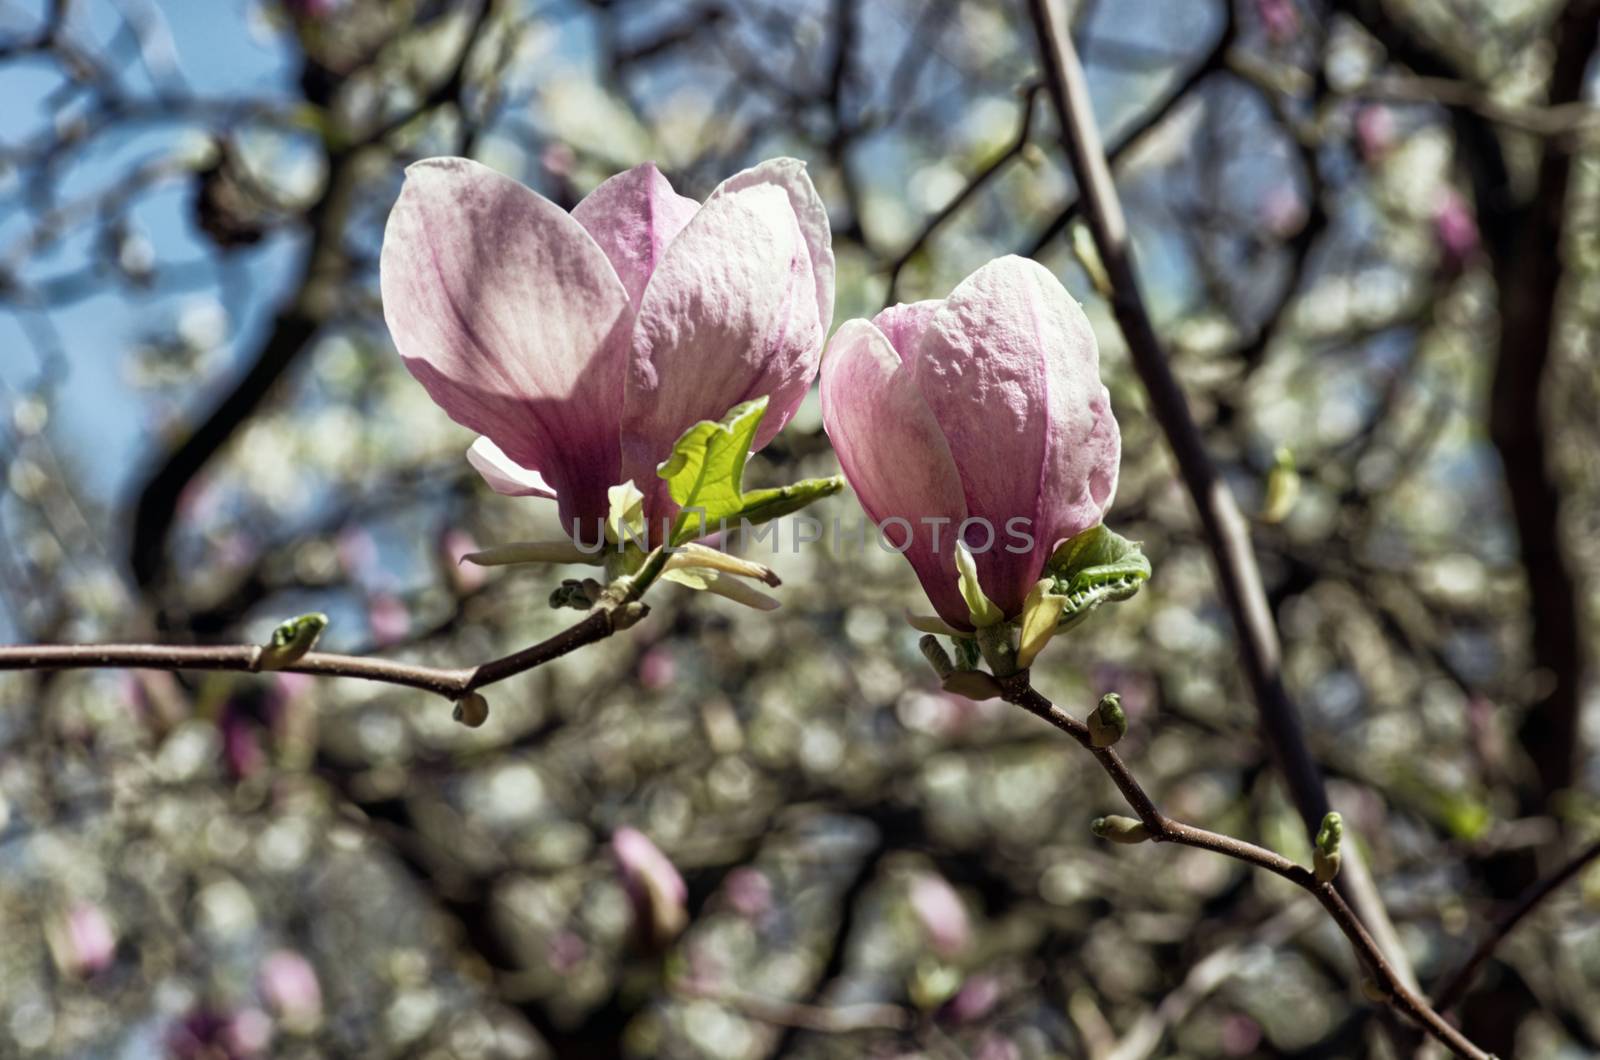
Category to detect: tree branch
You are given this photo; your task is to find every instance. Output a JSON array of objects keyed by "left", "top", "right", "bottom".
[
  {"left": 1, "top": 550, "right": 667, "bottom": 705},
  {"left": 1023, "top": 0, "right": 1415, "bottom": 990},
  {"left": 996, "top": 674, "right": 1491, "bottom": 1060},
  {"left": 1433, "top": 838, "right": 1600, "bottom": 1013}
]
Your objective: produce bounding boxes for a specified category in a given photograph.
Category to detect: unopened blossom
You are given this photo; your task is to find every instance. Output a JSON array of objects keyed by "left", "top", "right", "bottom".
[
  {"left": 908, "top": 871, "right": 970, "bottom": 958},
  {"left": 219, "top": 706, "right": 266, "bottom": 780},
  {"left": 1433, "top": 187, "right": 1479, "bottom": 271},
  {"left": 47, "top": 901, "right": 116, "bottom": 978},
  {"left": 166, "top": 1007, "right": 272, "bottom": 1060},
  {"left": 1256, "top": 0, "right": 1299, "bottom": 44},
  {"left": 382, "top": 157, "right": 834, "bottom": 543},
  {"left": 1354, "top": 104, "right": 1396, "bottom": 162},
  {"left": 821, "top": 256, "right": 1120, "bottom": 629},
  {"left": 259, "top": 949, "right": 323, "bottom": 1030},
  {"left": 611, "top": 826, "right": 688, "bottom": 947}
]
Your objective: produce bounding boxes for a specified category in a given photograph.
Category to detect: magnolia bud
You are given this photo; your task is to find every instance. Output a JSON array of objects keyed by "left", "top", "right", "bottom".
[
  {"left": 257, "top": 613, "right": 327, "bottom": 671},
  {"left": 1314, "top": 811, "right": 1343, "bottom": 883},
  {"left": 1092, "top": 815, "right": 1151, "bottom": 844},
  {"left": 452, "top": 691, "right": 489, "bottom": 728},
  {"left": 1088, "top": 692, "right": 1127, "bottom": 748},
  {"left": 919, "top": 635, "right": 955, "bottom": 679}
]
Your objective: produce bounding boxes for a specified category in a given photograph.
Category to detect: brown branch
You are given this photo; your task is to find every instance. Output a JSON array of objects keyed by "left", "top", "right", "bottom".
[
  {"left": 1432, "top": 838, "right": 1600, "bottom": 1013},
  {"left": 126, "top": 0, "right": 497, "bottom": 593},
  {"left": 1, "top": 551, "right": 667, "bottom": 704},
  {"left": 1023, "top": 0, "right": 1416, "bottom": 992},
  {"left": 882, "top": 82, "right": 1042, "bottom": 306},
  {"left": 997, "top": 675, "right": 1491, "bottom": 1060},
  {"left": 1019, "top": 12, "right": 1235, "bottom": 260}
]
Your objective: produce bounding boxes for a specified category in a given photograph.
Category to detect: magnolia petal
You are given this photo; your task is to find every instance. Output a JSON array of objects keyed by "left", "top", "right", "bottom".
[
  {"left": 464, "top": 540, "right": 602, "bottom": 567},
  {"left": 702, "top": 157, "right": 835, "bottom": 336},
  {"left": 381, "top": 157, "right": 630, "bottom": 532},
  {"left": 571, "top": 162, "right": 700, "bottom": 308},
  {"left": 662, "top": 567, "right": 781, "bottom": 611},
  {"left": 1016, "top": 579, "right": 1066, "bottom": 670},
  {"left": 666, "top": 543, "right": 780, "bottom": 586},
  {"left": 820, "top": 319, "right": 971, "bottom": 629},
  {"left": 896, "top": 256, "right": 1117, "bottom": 616},
  {"left": 622, "top": 175, "right": 826, "bottom": 524},
  {"left": 466, "top": 437, "right": 557, "bottom": 499}
]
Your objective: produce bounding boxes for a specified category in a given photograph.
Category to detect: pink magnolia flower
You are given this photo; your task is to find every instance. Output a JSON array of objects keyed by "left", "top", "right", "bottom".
[
  {"left": 821, "top": 256, "right": 1120, "bottom": 629},
  {"left": 1256, "top": 0, "right": 1299, "bottom": 44},
  {"left": 908, "top": 871, "right": 971, "bottom": 958},
  {"left": 1354, "top": 104, "right": 1396, "bottom": 162},
  {"left": 48, "top": 901, "right": 116, "bottom": 978},
  {"left": 1433, "top": 187, "right": 1479, "bottom": 271},
  {"left": 381, "top": 157, "right": 834, "bottom": 541},
  {"left": 611, "top": 826, "right": 688, "bottom": 947},
  {"left": 259, "top": 949, "right": 323, "bottom": 1029}
]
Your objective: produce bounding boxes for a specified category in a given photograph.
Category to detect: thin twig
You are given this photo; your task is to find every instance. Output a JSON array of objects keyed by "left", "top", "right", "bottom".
[
  {"left": 997, "top": 676, "right": 1491, "bottom": 1060},
  {"left": 1432, "top": 838, "right": 1600, "bottom": 1012},
  {"left": 883, "top": 82, "right": 1042, "bottom": 306},
  {"left": 0, "top": 550, "right": 668, "bottom": 704},
  {"left": 1023, "top": 0, "right": 1416, "bottom": 993}
]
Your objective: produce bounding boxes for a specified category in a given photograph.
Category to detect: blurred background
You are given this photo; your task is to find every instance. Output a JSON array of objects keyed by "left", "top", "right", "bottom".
[{"left": 1, "top": 0, "right": 1598, "bottom": 1056}]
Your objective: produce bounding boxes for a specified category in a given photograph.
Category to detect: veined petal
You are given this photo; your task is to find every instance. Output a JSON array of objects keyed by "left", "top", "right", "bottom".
[
  {"left": 622, "top": 178, "right": 825, "bottom": 524},
  {"left": 896, "top": 256, "right": 1115, "bottom": 615},
  {"left": 571, "top": 162, "right": 700, "bottom": 309},
  {"left": 466, "top": 437, "right": 557, "bottom": 499},
  {"left": 702, "top": 157, "right": 835, "bottom": 337},
  {"left": 380, "top": 157, "right": 630, "bottom": 532},
  {"left": 820, "top": 319, "right": 971, "bottom": 629}
]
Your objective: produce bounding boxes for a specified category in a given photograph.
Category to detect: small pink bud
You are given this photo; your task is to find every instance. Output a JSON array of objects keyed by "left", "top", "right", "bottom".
[
  {"left": 366, "top": 592, "right": 410, "bottom": 647},
  {"left": 1355, "top": 105, "right": 1396, "bottom": 162},
  {"left": 723, "top": 867, "right": 773, "bottom": 919},
  {"left": 637, "top": 646, "right": 677, "bottom": 691},
  {"left": 612, "top": 826, "right": 688, "bottom": 947},
  {"left": 1256, "top": 0, "right": 1299, "bottom": 44},
  {"left": 220, "top": 707, "right": 265, "bottom": 780},
  {"left": 1433, "top": 188, "right": 1479, "bottom": 271},
  {"left": 49, "top": 902, "right": 116, "bottom": 978},
  {"left": 908, "top": 872, "right": 970, "bottom": 958},
  {"left": 259, "top": 949, "right": 322, "bottom": 1029},
  {"left": 940, "top": 973, "right": 1002, "bottom": 1025}
]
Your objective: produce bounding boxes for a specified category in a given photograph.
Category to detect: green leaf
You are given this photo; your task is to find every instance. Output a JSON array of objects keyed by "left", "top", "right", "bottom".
[
  {"left": 1044, "top": 524, "right": 1152, "bottom": 627},
  {"left": 657, "top": 397, "right": 842, "bottom": 545}
]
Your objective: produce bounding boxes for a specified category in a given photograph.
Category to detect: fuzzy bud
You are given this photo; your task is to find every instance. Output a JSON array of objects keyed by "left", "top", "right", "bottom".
[
  {"left": 257, "top": 613, "right": 327, "bottom": 671},
  {"left": 1088, "top": 692, "right": 1127, "bottom": 748},
  {"left": 1092, "top": 815, "right": 1151, "bottom": 844},
  {"left": 1313, "top": 811, "right": 1343, "bottom": 883}
]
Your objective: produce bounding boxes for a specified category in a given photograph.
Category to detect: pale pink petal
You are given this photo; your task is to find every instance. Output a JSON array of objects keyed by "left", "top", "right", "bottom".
[
  {"left": 821, "top": 319, "right": 970, "bottom": 628},
  {"left": 622, "top": 178, "right": 825, "bottom": 523},
  {"left": 571, "top": 162, "right": 700, "bottom": 308},
  {"left": 897, "top": 256, "right": 1117, "bottom": 615},
  {"left": 702, "top": 157, "right": 835, "bottom": 336},
  {"left": 466, "top": 437, "right": 556, "bottom": 499},
  {"left": 380, "top": 157, "right": 630, "bottom": 531}
]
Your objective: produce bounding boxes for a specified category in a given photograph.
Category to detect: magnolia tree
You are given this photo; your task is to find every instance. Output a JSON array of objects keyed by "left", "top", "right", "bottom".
[{"left": 1, "top": 0, "right": 1597, "bottom": 1058}]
